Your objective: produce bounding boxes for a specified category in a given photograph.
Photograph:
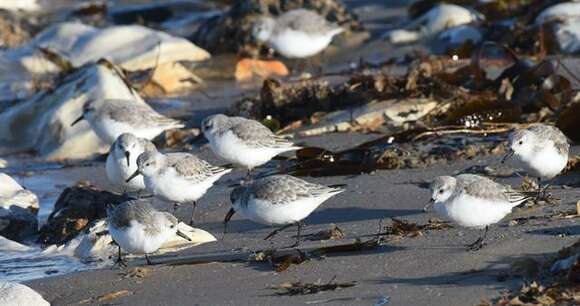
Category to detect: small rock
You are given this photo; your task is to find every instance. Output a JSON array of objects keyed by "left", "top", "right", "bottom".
[
  {"left": 0, "top": 173, "right": 39, "bottom": 242},
  {"left": 38, "top": 183, "right": 129, "bottom": 245},
  {"left": 0, "top": 282, "right": 49, "bottom": 306}
]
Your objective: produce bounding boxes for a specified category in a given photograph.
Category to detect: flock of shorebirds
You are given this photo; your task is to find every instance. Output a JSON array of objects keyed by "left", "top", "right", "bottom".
[{"left": 66, "top": 9, "right": 572, "bottom": 265}]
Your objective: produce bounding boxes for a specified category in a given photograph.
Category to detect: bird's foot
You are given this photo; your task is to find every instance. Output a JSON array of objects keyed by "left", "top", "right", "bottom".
[{"left": 466, "top": 238, "right": 486, "bottom": 252}]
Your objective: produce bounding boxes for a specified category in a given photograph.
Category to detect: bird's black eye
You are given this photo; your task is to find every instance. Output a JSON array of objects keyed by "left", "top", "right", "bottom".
[
  {"left": 518, "top": 140, "right": 523, "bottom": 145},
  {"left": 439, "top": 189, "right": 444, "bottom": 194}
]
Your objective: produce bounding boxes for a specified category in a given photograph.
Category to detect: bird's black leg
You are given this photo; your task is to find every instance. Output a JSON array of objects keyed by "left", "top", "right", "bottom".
[
  {"left": 245, "top": 169, "right": 254, "bottom": 181},
  {"left": 114, "top": 245, "right": 127, "bottom": 268},
  {"left": 144, "top": 254, "right": 152, "bottom": 265},
  {"left": 290, "top": 222, "right": 304, "bottom": 248},
  {"left": 466, "top": 225, "right": 488, "bottom": 251},
  {"left": 264, "top": 223, "right": 296, "bottom": 241},
  {"left": 189, "top": 201, "right": 197, "bottom": 226}
]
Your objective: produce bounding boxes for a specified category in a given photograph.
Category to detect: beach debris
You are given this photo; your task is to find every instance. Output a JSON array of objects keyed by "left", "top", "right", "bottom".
[
  {"left": 0, "top": 173, "right": 39, "bottom": 242},
  {"left": 486, "top": 238, "right": 580, "bottom": 305},
  {"left": 304, "top": 223, "right": 345, "bottom": 241},
  {"left": 79, "top": 289, "right": 133, "bottom": 304},
  {"left": 37, "top": 182, "right": 128, "bottom": 245},
  {"left": 192, "top": 0, "right": 362, "bottom": 55},
  {"left": 385, "top": 4, "right": 483, "bottom": 44},
  {"left": 122, "top": 267, "right": 152, "bottom": 279},
  {"left": 383, "top": 218, "right": 453, "bottom": 238},
  {"left": 250, "top": 249, "right": 308, "bottom": 272},
  {"left": 0, "top": 282, "right": 49, "bottom": 306},
  {"left": 235, "top": 59, "right": 289, "bottom": 81},
  {"left": 270, "top": 277, "right": 356, "bottom": 296},
  {"left": 152, "top": 128, "right": 201, "bottom": 151}
]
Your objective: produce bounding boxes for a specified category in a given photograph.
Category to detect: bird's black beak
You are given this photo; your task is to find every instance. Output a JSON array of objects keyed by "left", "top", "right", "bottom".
[
  {"left": 222, "top": 208, "right": 236, "bottom": 238},
  {"left": 126, "top": 170, "right": 141, "bottom": 182},
  {"left": 423, "top": 198, "right": 435, "bottom": 212},
  {"left": 176, "top": 230, "right": 192, "bottom": 241},
  {"left": 501, "top": 149, "right": 514, "bottom": 164},
  {"left": 71, "top": 115, "right": 84, "bottom": 126},
  {"left": 124, "top": 151, "right": 130, "bottom": 167}
]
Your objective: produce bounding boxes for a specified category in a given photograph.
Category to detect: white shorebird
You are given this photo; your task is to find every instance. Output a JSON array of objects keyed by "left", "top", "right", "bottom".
[
  {"left": 107, "top": 199, "right": 191, "bottom": 266},
  {"left": 428, "top": 174, "right": 536, "bottom": 250},
  {"left": 201, "top": 114, "right": 300, "bottom": 178},
  {"left": 127, "top": 150, "right": 231, "bottom": 225},
  {"left": 502, "top": 124, "right": 569, "bottom": 191},
  {"left": 252, "top": 8, "right": 344, "bottom": 58},
  {"left": 0, "top": 282, "right": 50, "bottom": 306},
  {"left": 225, "top": 174, "right": 345, "bottom": 247},
  {"left": 106, "top": 133, "right": 157, "bottom": 193},
  {"left": 71, "top": 98, "right": 184, "bottom": 144}
]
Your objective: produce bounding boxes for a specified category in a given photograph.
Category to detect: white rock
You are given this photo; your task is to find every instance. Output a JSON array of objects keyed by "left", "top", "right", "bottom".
[
  {"left": 64, "top": 219, "right": 216, "bottom": 260},
  {"left": 0, "top": 235, "right": 32, "bottom": 252},
  {"left": 536, "top": 2, "right": 580, "bottom": 24},
  {"left": 0, "top": 173, "right": 39, "bottom": 211},
  {"left": 386, "top": 4, "right": 483, "bottom": 44},
  {"left": 536, "top": 2, "right": 580, "bottom": 54},
  {"left": 0, "top": 22, "right": 210, "bottom": 102},
  {"left": 0, "top": 282, "right": 50, "bottom": 306},
  {"left": 0, "top": 0, "right": 40, "bottom": 12},
  {"left": 0, "top": 62, "right": 149, "bottom": 160}
]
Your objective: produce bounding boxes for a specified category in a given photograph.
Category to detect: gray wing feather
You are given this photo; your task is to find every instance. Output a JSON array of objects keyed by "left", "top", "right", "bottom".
[
  {"left": 101, "top": 99, "right": 184, "bottom": 129},
  {"left": 455, "top": 174, "right": 509, "bottom": 202},
  {"left": 229, "top": 118, "right": 296, "bottom": 149},
  {"left": 528, "top": 125, "right": 569, "bottom": 155},
  {"left": 276, "top": 9, "right": 342, "bottom": 36},
  {"left": 252, "top": 175, "right": 342, "bottom": 206},
  {"left": 167, "top": 153, "right": 229, "bottom": 182}
]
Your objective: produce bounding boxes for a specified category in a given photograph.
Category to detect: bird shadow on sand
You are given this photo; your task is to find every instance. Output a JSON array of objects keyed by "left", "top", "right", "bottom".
[
  {"left": 370, "top": 253, "right": 549, "bottom": 288},
  {"left": 196, "top": 207, "right": 422, "bottom": 234}
]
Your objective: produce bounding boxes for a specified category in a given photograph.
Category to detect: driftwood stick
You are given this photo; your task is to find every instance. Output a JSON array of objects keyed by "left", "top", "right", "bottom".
[{"left": 130, "top": 238, "right": 382, "bottom": 267}]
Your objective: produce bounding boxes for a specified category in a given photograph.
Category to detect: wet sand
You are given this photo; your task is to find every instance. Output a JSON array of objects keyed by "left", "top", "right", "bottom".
[{"left": 26, "top": 139, "right": 580, "bottom": 306}]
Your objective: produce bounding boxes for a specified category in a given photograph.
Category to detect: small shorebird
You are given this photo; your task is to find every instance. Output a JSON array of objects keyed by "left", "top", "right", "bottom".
[
  {"left": 106, "top": 133, "right": 157, "bottom": 193},
  {"left": 71, "top": 98, "right": 184, "bottom": 144},
  {"left": 201, "top": 114, "right": 300, "bottom": 178},
  {"left": 502, "top": 124, "right": 569, "bottom": 193},
  {"left": 427, "top": 174, "right": 536, "bottom": 251},
  {"left": 127, "top": 150, "right": 231, "bottom": 225},
  {"left": 107, "top": 199, "right": 191, "bottom": 266},
  {"left": 252, "top": 8, "right": 344, "bottom": 58},
  {"left": 224, "top": 174, "right": 345, "bottom": 247}
]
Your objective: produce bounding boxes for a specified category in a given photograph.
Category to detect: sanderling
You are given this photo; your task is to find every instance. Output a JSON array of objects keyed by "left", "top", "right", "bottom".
[
  {"left": 252, "top": 9, "right": 344, "bottom": 58},
  {"left": 127, "top": 150, "right": 231, "bottom": 225},
  {"left": 201, "top": 114, "right": 300, "bottom": 177},
  {"left": 502, "top": 124, "right": 569, "bottom": 190},
  {"left": 224, "top": 174, "right": 345, "bottom": 247},
  {"left": 428, "top": 174, "right": 535, "bottom": 250},
  {"left": 107, "top": 199, "right": 191, "bottom": 266},
  {"left": 0, "top": 282, "right": 50, "bottom": 306},
  {"left": 106, "top": 133, "right": 157, "bottom": 193},
  {"left": 71, "top": 98, "right": 184, "bottom": 144}
]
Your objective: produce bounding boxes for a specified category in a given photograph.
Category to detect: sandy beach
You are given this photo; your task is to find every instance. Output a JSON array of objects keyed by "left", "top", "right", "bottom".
[
  {"left": 26, "top": 140, "right": 580, "bottom": 305},
  {"left": 0, "top": 0, "right": 578, "bottom": 305}
]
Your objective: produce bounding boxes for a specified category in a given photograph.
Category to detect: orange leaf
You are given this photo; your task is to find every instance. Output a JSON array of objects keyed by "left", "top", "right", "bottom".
[{"left": 235, "top": 58, "right": 289, "bottom": 81}]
